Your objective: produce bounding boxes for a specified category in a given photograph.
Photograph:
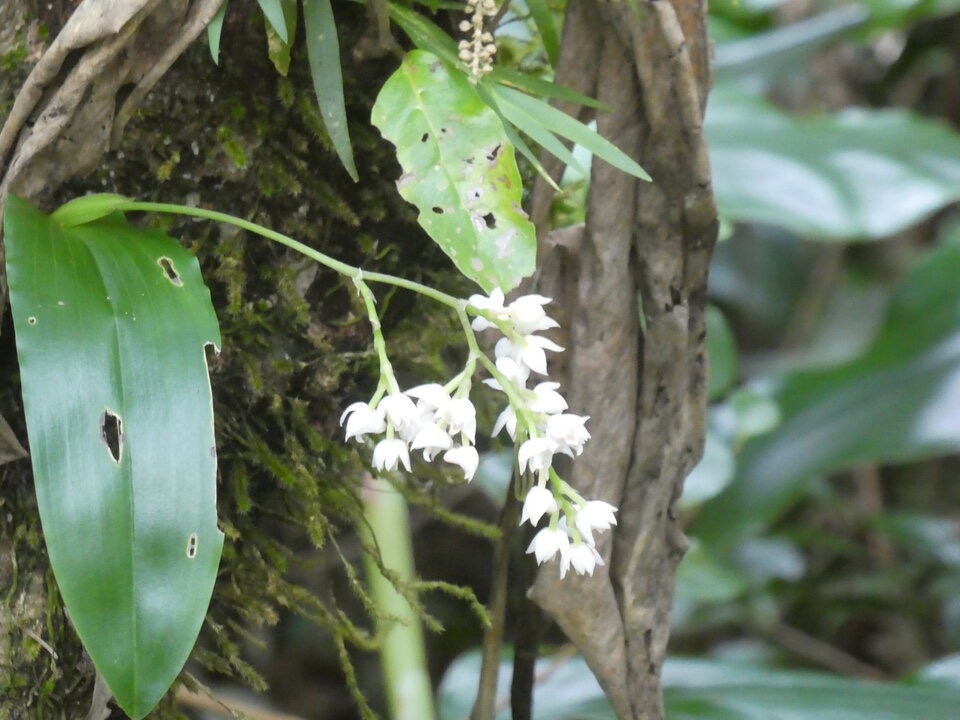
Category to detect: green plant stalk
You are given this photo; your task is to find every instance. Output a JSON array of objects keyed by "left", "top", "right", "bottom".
[
  {"left": 119, "top": 201, "right": 463, "bottom": 310},
  {"left": 360, "top": 475, "right": 437, "bottom": 720}
]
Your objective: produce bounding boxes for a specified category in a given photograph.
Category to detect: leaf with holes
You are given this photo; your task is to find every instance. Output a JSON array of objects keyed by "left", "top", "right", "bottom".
[
  {"left": 3, "top": 196, "right": 223, "bottom": 719},
  {"left": 371, "top": 50, "right": 536, "bottom": 292}
]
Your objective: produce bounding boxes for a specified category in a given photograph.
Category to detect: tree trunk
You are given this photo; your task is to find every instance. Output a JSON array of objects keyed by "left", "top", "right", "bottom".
[{"left": 529, "top": 3, "right": 717, "bottom": 719}]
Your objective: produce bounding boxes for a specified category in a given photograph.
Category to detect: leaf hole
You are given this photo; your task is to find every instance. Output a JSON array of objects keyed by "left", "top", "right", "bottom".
[
  {"left": 431, "top": 206, "right": 444, "bottom": 214},
  {"left": 158, "top": 257, "right": 183, "bottom": 287},
  {"left": 421, "top": 132, "right": 429, "bottom": 142},
  {"left": 486, "top": 144, "right": 502, "bottom": 162},
  {"left": 186, "top": 533, "right": 198, "bottom": 559},
  {"left": 100, "top": 410, "right": 123, "bottom": 463},
  {"left": 482, "top": 213, "right": 497, "bottom": 229},
  {"left": 27, "top": 316, "right": 37, "bottom": 326}
]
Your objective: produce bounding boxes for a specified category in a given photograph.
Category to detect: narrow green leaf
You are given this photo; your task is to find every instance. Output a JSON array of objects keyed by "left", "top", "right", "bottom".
[
  {"left": 256, "top": 0, "right": 289, "bottom": 43},
  {"left": 526, "top": 0, "right": 559, "bottom": 66},
  {"left": 694, "top": 231, "right": 960, "bottom": 549},
  {"left": 493, "top": 85, "right": 651, "bottom": 181},
  {"left": 479, "top": 82, "right": 585, "bottom": 177},
  {"left": 487, "top": 67, "right": 608, "bottom": 110},
  {"left": 372, "top": 50, "right": 536, "bottom": 292},
  {"left": 304, "top": 0, "right": 358, "bottom": 181},
  {"left": 4, "top": 196, "right": 224, "bottom": 719},
  {"left": 389, "top": 4, "right": 606, "bottom": 110},
  {"left": 207, "top": 0, "right": 229, "bottom": 65},
  {"left": 388, "top": 2, "right": 462, "bottom": 66}
]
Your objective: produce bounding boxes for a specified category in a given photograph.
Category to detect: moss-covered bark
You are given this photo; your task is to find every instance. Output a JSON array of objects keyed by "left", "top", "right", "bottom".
[{"left": 0, "top": 2, "right": 480, "bottom": 717}]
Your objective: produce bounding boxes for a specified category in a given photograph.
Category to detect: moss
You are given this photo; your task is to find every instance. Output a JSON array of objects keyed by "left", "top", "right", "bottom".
[{"left": 1, "top": 3, "right": 489, "bottom": 718}]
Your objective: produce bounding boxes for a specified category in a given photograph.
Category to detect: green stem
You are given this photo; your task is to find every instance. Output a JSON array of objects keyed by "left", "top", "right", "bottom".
[
  {"left": 120, "top": 201, "right": 463, "bottom": 309},
  {"left": 360, "top": 475, "right": 437, "bottom": 720}
]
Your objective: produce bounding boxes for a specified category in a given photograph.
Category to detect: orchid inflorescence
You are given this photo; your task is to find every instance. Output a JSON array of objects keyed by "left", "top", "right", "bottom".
[{"left": 340, "top": 285, "right": 617, "bottom": 579}]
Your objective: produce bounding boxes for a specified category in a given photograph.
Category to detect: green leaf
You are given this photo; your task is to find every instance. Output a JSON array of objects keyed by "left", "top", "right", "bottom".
[
  {"left": 664, "top": 659, "right": 960, "bottom": 720},
  {"left": 256, "top": 0, "right": 289, "bottom": 43},
  {"left": 440, "top": 651, "right": 960, "bottom": 720},
  {"left": 207, "top": 0, "right": 229, "bottom": 65},
  {"left": 478, "top": 82, "right": 586, "bottom": 177},
  {"left": 304, "top": 0, "right": 358, "bottom": 181},
  {"left": 51, "top": 193, "right": 133, "bottom": 227},
  {"left": 491, "top": 85, "right": 651, "bottom": 181},
  {"left": 371, "top": 50, "right": 536, "bottom": 292},
  {"left": 706, "top": 305, "right": 738, "bottom": 400},
  {"left": 708, "top": 85, "right": 960, "bottom": 240},
  {"left": 525, "top": 0, "right": 559, "bottom": 66},
  {"left": 693, "top": 230, "right": 960, "bottom": 549},
  {"left": 4, "top": 196, "right": 224, "bottom": 719}
]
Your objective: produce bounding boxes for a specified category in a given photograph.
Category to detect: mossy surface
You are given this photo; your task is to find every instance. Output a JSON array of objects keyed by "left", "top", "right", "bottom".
[{"left": 1, "top": 2, "right": 487, "bottom": 717}]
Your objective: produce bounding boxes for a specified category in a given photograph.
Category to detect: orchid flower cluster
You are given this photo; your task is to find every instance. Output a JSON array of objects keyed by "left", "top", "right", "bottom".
[{"left": 340, "top": 285, "right": 617, "bottom": 579}]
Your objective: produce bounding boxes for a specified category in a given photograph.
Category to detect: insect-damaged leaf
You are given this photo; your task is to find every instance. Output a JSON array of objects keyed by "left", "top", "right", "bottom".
[
  {"left": 371, "top": 50, "right": 536, "bottom": 293},
  {"left": 3, "top": 196, "right": 224, "bottom": 719}
]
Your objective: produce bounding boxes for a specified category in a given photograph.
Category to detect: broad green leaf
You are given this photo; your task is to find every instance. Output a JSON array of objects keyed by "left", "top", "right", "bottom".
[
  {"left": 371, "top": 50, "right": 536, "bottom": 292},
  {"left": 693, "top": 231, "right": 960, "bottom": 549},
  {"left": 4, "top": 196, "right": 224, "bottom": 719},
  {"left": 708, "top": 85, "right": 960, "bottom": 240},
  {"left": 207, "top": 0, "right": 229, "bottom": 65},
  {"left": 664, "top": 659, "right": 960, "bottom": 720},
  {"left": 491, "top": 85, "right": 651, "bottom": 180},
  {"left": 304, "top": 0, "right": 358, "bottom": 181},
  {"left": 256, "top": 0, "right": 289, "bottom": 43},
  {"left": 525, "top": 0, "right": 559, "bottom": 66},
  {"left": 439, "top": 650, "right": 960, "bottom": 720}
]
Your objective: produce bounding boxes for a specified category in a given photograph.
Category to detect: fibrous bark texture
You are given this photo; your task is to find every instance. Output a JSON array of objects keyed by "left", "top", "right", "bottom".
[{"left": 529, "top": 3, "right": 717, "bottom": 719}]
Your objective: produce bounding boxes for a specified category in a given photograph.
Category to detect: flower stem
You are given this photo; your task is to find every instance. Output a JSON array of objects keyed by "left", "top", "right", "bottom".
[{"left": 120, "top": 201, "right": 463, "bottom": 309}]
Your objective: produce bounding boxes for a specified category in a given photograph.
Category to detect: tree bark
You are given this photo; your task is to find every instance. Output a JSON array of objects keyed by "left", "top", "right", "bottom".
[{"left": 529, "top": 3, "right": 717, "bottom": 719}]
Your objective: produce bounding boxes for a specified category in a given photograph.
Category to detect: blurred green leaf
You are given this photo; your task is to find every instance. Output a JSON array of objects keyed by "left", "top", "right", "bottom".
[
  {"left": 4, "top": 196, "right": 223, "bottom": 719},
  {"left": 304, "top": 0, "right": 358, "bottom": 181},
  {"left": 713, "top": 6, "right": 868, "bottom": 89},
  {"left": 664, "top": 659, "right": 960, "bottom": 720},
  {"left": 371, "top": 50, "right": 536, "bottom": 292},
  {"left": 681, "top": 430, "right": 735, "bottom": 507},
  {"left": 707, "top": 305, "right": 738, "bottom": 400},
  {"left": 676, "top": 540, "right": 747, "bottom": 604},
  {"left": 440, "top": 650, "right": 960, "bottom": 720},
  {"left": 525, "top": 0, "right": 559, "bottom": 66},
  {"left": 859, "top": 0, "right": 960, "bottom": 26},
  {"left": 694, "top": 231, "right": 960, "bottom": 549},
  {"left": 708, "top": 85, "right": 960, "bottom": 240}
]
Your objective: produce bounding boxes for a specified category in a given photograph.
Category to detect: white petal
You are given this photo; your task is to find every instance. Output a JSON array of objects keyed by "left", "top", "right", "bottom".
[
  {"left": 491, "top": 405, "right": 517, "bottom": 440},
  {"left": 520, "top": 486, "right": 557, "bottom": 526},
  {"left": 443, "top": 445, "right": 480, "bottom": 482},
  {"left": 341, "top": 402, "right": 386, "bottom": 441},
  {"left": 518, "top": 437, "right": 554, "bottom": 475},
  {"left": 410, "top": 423, "right": 454, "bottom": 454},
  {"left": 529, "top": 382, "right": 568, "bottom": 414},
  {"left": 526, "top": 527, "right": 569, "bottom": 566},
  {"left": 405, "top": 383, "right": 451, "bottom": 412},
  {"left": 379, "top": 393, "right": 420, "bottom": 431},
  {"left": 569, "top": 543, "right": 604, "bottom": 576},
  {"left": 372, "top": 438, "right": 411, "bottom": 472}
]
